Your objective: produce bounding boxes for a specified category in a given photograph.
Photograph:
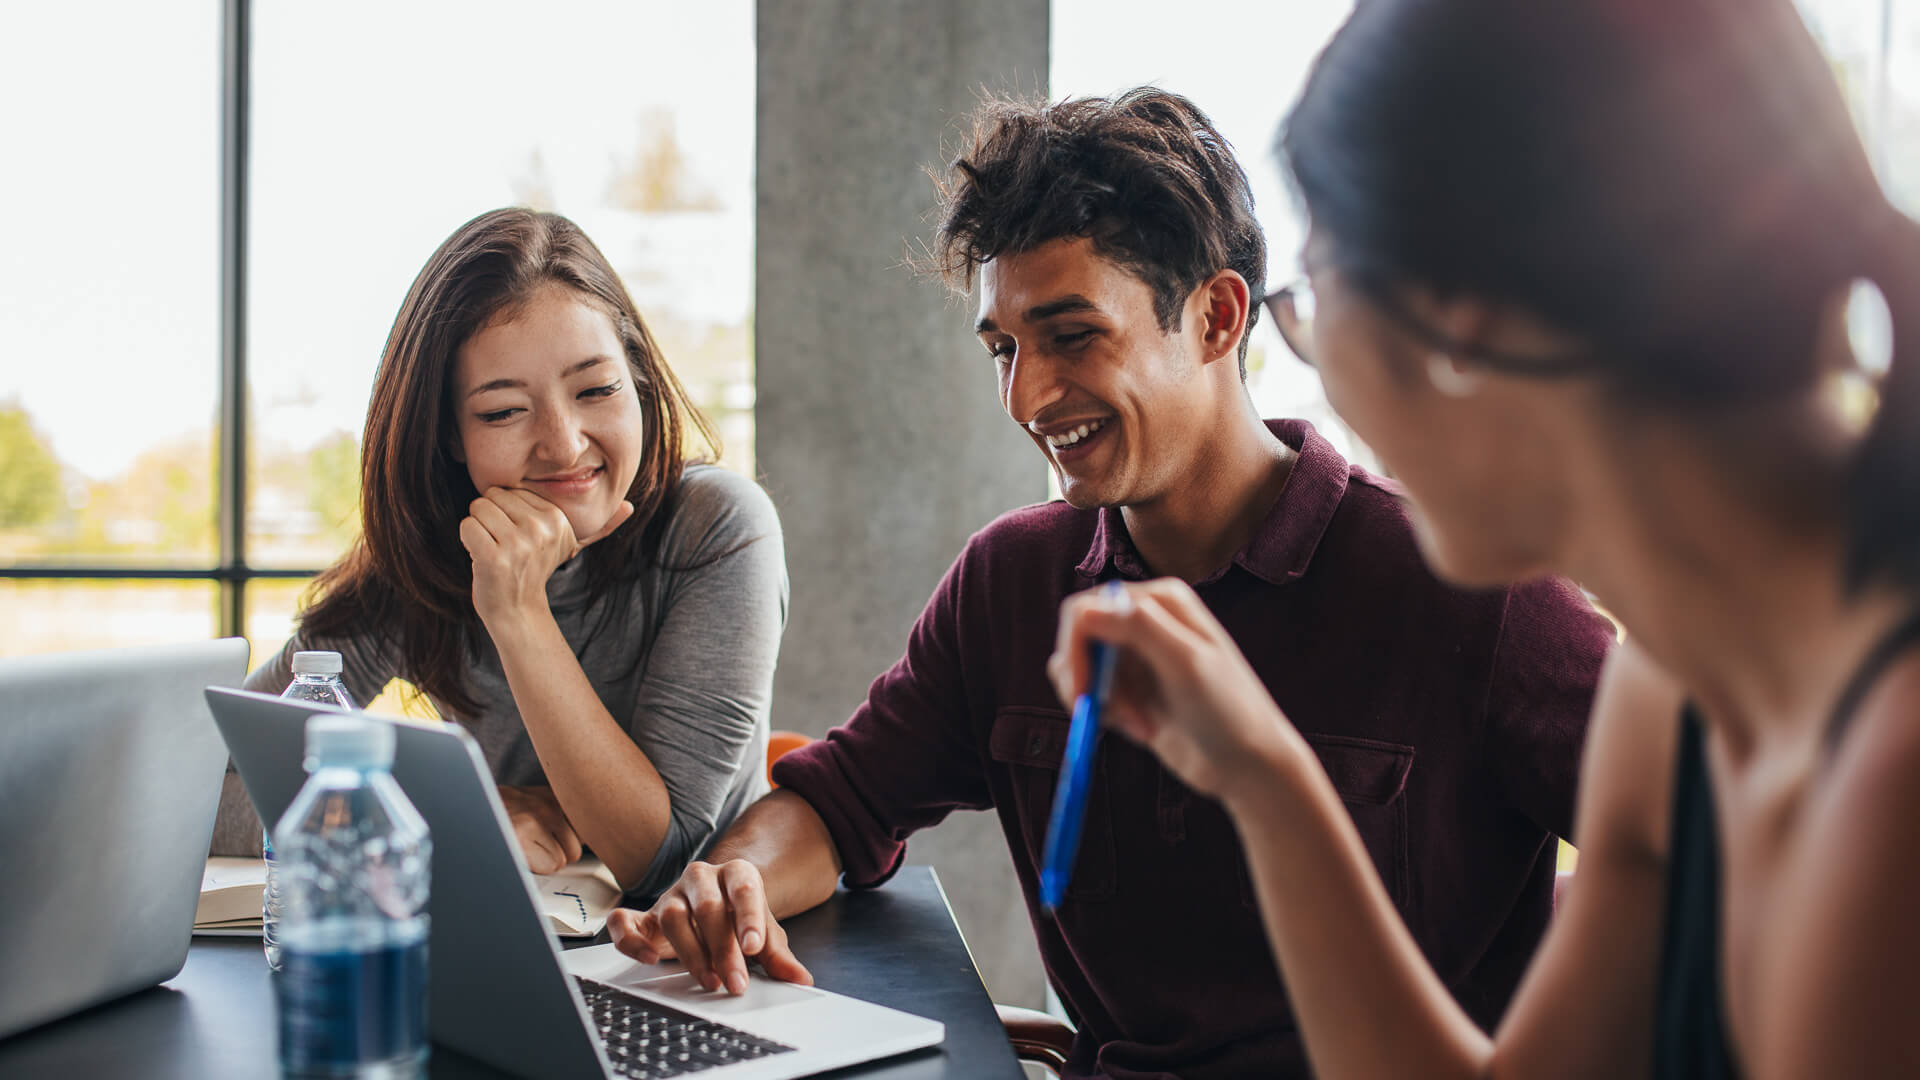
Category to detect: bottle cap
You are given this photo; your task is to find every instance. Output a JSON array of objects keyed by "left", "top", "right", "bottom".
[
  {"left": 304, "top": 714, "right": 396, "bottom": 772},
  {"left": 290, "top": 650, "right": 344, "bottom": 676}
]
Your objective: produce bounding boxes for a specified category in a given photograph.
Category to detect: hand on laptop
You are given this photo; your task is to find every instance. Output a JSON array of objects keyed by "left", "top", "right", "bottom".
[
  {"left": 608, "top": 860, "right": 813, "bottom": 996},
  {"left": 499, "top": 784, "right": 582, "bottom": 874}
]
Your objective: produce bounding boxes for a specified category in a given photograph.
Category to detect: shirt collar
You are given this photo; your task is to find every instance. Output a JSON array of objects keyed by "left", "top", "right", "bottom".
[{"left": 1074, "top": 419, "right": 1351, "bottom": 586}]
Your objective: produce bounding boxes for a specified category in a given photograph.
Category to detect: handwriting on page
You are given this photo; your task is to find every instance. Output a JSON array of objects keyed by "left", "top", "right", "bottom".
[{"left": 534, "top": 858, "right": 622, "bottom": 937}]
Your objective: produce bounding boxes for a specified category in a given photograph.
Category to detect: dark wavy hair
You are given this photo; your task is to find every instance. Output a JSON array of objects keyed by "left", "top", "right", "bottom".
[
  {"left": 1283, "top": 0, "right": 1920, "bottom": 591},
  {"left": 300, "top": 208, "right": 721, "bottom": 713},
  {"left": 930, "top": 87, "right": 1267, "bottom": 375}
]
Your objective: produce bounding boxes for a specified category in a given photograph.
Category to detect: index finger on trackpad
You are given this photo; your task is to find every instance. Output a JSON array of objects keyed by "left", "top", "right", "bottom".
[
  {"left": 561, "top": 941, "right": 682, "bottom": 985},
  {"left": 634, "top": 971, "right": 823, "bottom": 1013}
]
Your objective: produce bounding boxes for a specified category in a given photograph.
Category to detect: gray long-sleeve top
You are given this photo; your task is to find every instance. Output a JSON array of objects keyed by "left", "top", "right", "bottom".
[{"left": 212, "top": 464, "right": 786, "bottom": 902}]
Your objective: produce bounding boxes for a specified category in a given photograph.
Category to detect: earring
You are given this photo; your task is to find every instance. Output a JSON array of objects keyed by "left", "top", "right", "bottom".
[
  {"left": 1846, "top": 277, "right": 1894, "bottom": 379},
  {"left": 1820, "top": 367, "right": 1881, "bottom": 435},
  {"left": 1426, "top": 351, "right": 1486, "bottom": 397}
]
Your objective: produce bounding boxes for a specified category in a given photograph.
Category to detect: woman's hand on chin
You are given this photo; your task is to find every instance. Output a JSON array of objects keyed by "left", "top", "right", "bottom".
[
  {"left": 1048, "top": 577, "right": 1308, "bottom": 805},
  {"left": 458, "top": 486, "right": 634, "bottom": 628}
]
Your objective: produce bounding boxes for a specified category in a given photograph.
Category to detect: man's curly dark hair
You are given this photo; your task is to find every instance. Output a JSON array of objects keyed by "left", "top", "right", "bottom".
[{"left": 930, "top": 87, "right": 1267, "bottom": 375}]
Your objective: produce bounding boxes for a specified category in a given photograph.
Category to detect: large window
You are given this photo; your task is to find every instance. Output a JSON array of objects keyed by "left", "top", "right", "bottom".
[
  {"left": 0, "top": 1, "right": 754, "bottom": 674},
  {"left": 0, "top": 4, "right": 221, "bottom": 571}
]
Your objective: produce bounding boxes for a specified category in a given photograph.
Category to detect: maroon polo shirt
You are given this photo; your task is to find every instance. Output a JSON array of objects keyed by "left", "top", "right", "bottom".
[{"left": 773, "top": 419, "right": 1613, "bottom": 1079}]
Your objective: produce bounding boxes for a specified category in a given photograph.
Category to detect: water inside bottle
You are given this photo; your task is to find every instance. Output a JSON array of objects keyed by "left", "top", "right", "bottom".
[{"left": 277, "top": 920, "right": 429, "bottom": 1076}]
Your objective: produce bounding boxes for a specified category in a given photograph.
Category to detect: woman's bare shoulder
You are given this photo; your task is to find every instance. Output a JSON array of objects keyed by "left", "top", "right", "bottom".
[
  {"left": 1575, "top": 637, "right": 1688, "bottom": 864},
  {"left": 1747, "top": 651, "right": 1920, "bottom": 1076}
]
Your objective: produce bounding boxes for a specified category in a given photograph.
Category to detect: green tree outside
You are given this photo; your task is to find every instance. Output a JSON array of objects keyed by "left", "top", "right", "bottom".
[
  {"left": 0, "top": 404, "right": 61, "bottom": 528},
  {"left": 305, "top": 430, "right": 361, "bottom": 546}
]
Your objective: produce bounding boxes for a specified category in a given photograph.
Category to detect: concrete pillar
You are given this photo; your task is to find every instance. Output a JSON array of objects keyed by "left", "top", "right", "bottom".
[{"left": 756, "top": 0, "right": 1051, "bottom": 1009}]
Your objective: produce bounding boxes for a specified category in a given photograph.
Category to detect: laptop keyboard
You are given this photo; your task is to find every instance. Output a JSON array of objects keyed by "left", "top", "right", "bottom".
[{"left": 577, "top": 977, "right": 798, "bottom": 1078}]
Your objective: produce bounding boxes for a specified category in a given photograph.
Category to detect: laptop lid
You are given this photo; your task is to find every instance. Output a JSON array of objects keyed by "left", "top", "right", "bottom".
[
  {"left": 206, "top": 686, "right": 610, "bottom": 1079},
  {"left": 0, "top": 639, "right": 249, "bottom": 1041}
]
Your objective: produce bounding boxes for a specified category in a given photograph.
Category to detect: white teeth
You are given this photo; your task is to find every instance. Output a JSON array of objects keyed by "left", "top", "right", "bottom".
[{"left": 1044, "top": 418, "right": 1107, "bottom": 448}]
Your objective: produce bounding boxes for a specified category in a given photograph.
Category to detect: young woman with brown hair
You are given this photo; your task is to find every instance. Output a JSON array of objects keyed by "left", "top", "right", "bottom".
[
  {"left": 1053, "top": 0, "right": 1920, "bottom": 1076},
  {"left": 214, "top": 208, "right": 786, "bottom": 900}
]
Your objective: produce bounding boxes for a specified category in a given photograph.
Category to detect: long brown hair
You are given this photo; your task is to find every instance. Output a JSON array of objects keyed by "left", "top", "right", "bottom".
[{"left": 302, "top": 208, "right": 721, "bottom": 713}]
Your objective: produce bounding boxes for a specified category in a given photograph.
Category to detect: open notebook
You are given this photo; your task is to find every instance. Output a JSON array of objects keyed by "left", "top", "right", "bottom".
[{"left": 197, "top": 855, "right": 624, "bottom": 938}]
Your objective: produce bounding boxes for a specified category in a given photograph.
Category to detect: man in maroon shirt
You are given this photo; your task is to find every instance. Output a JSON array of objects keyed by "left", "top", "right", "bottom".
[{"left": 610, "top": 89, "right": 1614, "bottom": 1079}]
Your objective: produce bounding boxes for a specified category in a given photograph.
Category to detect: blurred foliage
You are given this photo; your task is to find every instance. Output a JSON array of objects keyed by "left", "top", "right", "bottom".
[
  {"left": 306, "top": 431, "right": 361, "bottom": 537},
  {"left": 64, "top": 434, "right": 219, "bottom": 559},
  {"left": 0, "top": 403, "right": 60, "bottom": 528},
  {"left": 0, "top": 411, "right": 367, "bottom": 565},
  {"left": 250, "top": 425, "right": 362, "bottom": 562},
  {"left": 647, "top": 316, "right": 754, "bottom": 472},
  {"left": 605, "top": 108, "right": 724, "bottom": 213}
]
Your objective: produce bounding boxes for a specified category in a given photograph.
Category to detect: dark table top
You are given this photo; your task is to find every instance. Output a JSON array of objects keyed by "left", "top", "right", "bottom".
[{"left": 0, "top": 866, "right": 1027, "bottom": 1080}]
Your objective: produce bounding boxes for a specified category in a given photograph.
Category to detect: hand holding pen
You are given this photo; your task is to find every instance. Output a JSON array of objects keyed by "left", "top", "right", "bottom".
[
  {"left": 1039, "top": 580, "right": 1124, "bottom": 911},
  {"left": 1047, "top": 578, "right": 1307, "bottom": 810}
]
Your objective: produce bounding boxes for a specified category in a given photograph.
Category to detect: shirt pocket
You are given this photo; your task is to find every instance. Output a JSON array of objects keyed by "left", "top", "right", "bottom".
[
  {"left": 1242, "top": 734, "right": 1415, "bottom": 910},
  {"left": 988, "top": 706, "right": 1118, "bottom": 901}
]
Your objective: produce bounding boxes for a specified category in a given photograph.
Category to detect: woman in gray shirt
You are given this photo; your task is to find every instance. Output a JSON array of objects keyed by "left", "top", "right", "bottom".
[{"left": 215, "top": 208, "right": 786, "bottom": 903}]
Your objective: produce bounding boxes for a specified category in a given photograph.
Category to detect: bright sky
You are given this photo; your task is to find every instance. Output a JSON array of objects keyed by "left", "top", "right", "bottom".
[{"left": 0, "top": 1, "right": 1901, "bottom": 480}]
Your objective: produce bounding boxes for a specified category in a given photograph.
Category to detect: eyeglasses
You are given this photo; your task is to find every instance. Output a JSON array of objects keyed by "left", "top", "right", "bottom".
[
  {"left": 1263, "top": 275, "right": 1598, "bottom": 377},
  {"left": 1263, "top": 279, "right": 1318, "bottom": 367}
]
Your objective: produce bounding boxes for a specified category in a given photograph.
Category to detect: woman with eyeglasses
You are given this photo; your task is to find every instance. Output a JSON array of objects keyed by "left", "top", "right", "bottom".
[{"left": 1052, "top": 1, "right": 1920, "bottom": 1076}]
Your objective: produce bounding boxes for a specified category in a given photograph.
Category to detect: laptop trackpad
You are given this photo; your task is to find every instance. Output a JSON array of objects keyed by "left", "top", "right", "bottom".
[{"left": 634, "top": 972, "right": 823, "bottom": 1016}]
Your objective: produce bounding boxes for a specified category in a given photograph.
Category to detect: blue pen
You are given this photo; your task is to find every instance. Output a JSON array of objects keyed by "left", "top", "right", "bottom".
[{"left": 1040, "top": 581, "right": 1123, "bottom": 912}]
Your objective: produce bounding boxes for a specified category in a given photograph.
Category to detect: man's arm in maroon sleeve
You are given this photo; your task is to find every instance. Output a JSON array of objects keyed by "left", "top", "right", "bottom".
[
  {"left": 770, "top": 539, "right": 996, "bottom": 887},
  {"left": 611, "top": 540, "right": 1002, "bottom": 994}
]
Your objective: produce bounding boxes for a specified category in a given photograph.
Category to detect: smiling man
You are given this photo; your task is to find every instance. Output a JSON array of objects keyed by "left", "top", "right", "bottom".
[{"left": 611, "top": 90, "right": 1615, "bottom": 1079}]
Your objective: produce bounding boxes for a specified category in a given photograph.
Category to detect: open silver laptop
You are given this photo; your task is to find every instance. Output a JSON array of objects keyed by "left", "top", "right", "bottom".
[
  {"left": 0, "top": 639, "right": 249, "bottom": 1041},
  {"left": 207, "top": 687, "right": 944, "bottom": 1079}
]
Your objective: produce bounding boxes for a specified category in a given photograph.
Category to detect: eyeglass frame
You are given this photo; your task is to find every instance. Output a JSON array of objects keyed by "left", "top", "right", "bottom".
[{"left": 1261, "top": 273, "right": 1599, "bottom": 377}]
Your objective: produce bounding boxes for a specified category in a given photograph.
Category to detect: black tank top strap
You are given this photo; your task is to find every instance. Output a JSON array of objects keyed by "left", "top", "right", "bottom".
[
  {"left": 1653, "top": 705, "right": 1736, "bottom": 1080},
  {"left": 1826, "top": 611, "right": 1920, "bottom": 750}
]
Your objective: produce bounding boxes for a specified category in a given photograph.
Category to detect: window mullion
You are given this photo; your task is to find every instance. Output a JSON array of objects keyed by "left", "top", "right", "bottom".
[{"left": 217, "top": 0, "right": 251, "bottom": 638}]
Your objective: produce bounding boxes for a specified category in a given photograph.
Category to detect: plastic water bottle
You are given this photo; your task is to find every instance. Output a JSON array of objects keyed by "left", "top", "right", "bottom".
[
  {"left": 274, "top": 713, "right": 431, "bottom": 1079},
  {"left": 269, "top": 650, "right": 357, "bottom": 971}
]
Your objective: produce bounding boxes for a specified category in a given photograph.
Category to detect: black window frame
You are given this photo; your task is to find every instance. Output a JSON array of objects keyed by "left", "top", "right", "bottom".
[{"left": 0, "top": 0, "right": 318, "bottom": 638}]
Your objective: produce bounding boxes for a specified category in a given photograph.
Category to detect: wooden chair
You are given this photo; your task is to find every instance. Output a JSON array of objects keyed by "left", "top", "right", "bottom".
[{"left": 996, "top": 1004, "right": 1075, "bottom": 1074}]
